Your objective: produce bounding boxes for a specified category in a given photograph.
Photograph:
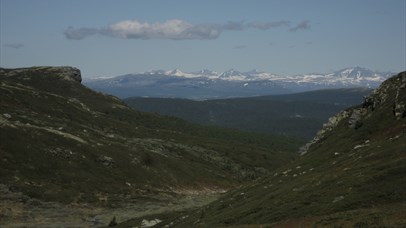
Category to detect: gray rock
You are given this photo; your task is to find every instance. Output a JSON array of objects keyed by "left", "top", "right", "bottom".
[
  {"left": 97, "top": 155, "right": 114, "bottom": 167},
  {"left": 3, "top": 113, "right": 11, "bottom": 119},
  {"left": 348, "top": 109, "right": 363, "bottom": 129},
  {"left": 299, "top": 110, "right": 350, "bottom": 155},
  {"left": 141, "top": 218, "right": 162, "bottom": 227},
  {"left": 393, "top": 76, "right": 406, "bottom": 119},
  {"left": 362, "top": 95, "right": 377, "bottom": 111},
  {"left": 1, "top": 66, "right": 82, "bottom": 83},
  {"left": 42, "top": 66, "right": 82, "bottom": 83}
]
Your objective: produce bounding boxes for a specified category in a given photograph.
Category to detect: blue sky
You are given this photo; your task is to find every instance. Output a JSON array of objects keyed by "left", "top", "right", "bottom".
[{"left": 1, "top": 0, "right": 405, "bottom": 79}]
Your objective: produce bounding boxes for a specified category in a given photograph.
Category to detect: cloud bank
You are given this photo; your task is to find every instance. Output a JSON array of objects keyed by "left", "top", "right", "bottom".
[
  {"left": 65, "top": 19, "right": 309, "bottom": 40},
  {"left": 3, "top": 43, "right": 24, "bottom": 49}
]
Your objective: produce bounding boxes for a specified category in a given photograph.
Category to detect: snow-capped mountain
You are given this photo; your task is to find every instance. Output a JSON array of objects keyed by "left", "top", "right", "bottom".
[
  {"left": 84, "top": 67, "right": 396, "bottom": 99},
  {"left": 192, "top": 69, "right": 219, "bottom": 78}
]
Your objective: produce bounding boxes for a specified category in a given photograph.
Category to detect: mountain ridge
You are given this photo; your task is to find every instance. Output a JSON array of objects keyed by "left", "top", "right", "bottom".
[
  {"left": 91, "top": 66, "right": 392, "bottom": 81},
  {"left": 85, "top": 67, "right": 394, "bottom": 99}
]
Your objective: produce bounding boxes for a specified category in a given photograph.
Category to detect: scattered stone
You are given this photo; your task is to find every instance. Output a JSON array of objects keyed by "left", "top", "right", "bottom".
[
  {"left": 141, "top": 219, "right": 162, "bottom": 227},
  {"left": 49, "top": 148, "right": 76, "bottom": 159},
  {"left": 334, "top": 152, "right": 340, "bottom": 156},
  {"left": 353, "top": 142, "right": 369, "bottom": 150},
  {"left": 3, "top": 113, "right": 11, "bottom": 119},
  {"left": 332, "top": 195, "right": 345, "bottom": 203},
  {"left": 353, "top": 145, "right": 364, "bottom": 150},
  {"left": 389, "top": 135, "right": 400, "bottom": 141}
]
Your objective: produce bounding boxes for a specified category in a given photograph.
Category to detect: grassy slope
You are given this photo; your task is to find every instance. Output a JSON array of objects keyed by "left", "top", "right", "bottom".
[
  {"left": 119, "top": 73, "right": 406, "bottom": 227},
  {"left": 124, "top": 88, "right": 371, "bottom": 139},
  {"left": 0, "top": 67, "right": 303, "bottom": 206}
]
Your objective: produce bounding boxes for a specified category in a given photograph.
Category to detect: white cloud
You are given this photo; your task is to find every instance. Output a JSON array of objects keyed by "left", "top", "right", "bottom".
[
  {"left": 65, "top": 19, "right": 309, "bottom": 40},
  {"left": 106, "top": 19, "right": 218, "bottom": 40}
]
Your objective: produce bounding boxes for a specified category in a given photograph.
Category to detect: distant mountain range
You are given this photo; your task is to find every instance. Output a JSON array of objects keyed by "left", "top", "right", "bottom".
[{"left": 85, "top": 67, "right": 394, "bottom": 99}]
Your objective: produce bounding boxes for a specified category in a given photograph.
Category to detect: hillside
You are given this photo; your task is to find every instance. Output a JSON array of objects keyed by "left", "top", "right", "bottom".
[
  {"left": 125, "top": 88, "right": 371, "bottom": 139},
  {"left": 0, "top": 67, "right": 302, "bottom": 226},
  {"left": 119, "top": 72, "right": 406, "bottom": 227}
]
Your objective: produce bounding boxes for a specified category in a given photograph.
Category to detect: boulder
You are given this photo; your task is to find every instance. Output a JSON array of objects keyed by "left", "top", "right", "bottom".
[
  {"left": 97, "top": 155, "right": 114, "bottom": 167},
  {"left": 348, "top": 109, "right": 363, "bottom": 129},
  {"left": 393, "top": 101, "right": 406, "bottom": 119}
]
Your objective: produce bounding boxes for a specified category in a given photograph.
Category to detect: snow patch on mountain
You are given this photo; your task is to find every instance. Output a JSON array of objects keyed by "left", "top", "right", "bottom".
[{"left": 86, "top": 67, "right": 396, "bottom": 99}]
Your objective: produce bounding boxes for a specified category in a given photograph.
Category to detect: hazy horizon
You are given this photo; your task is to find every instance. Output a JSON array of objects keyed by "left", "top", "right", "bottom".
[{"left": 1, "top": 0, "right": 405, "bottom": 79}]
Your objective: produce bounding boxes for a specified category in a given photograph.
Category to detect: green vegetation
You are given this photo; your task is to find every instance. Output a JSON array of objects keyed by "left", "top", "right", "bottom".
[
  {"left": 120, "top": 72, "right": 406, "bottom": 227},
  {"left": 2, "top": 66, "right": 404, "bottom": 227},
  {"left": 124, "top": 88, "right": 371, "bottom": 139},
  {"left": 0, "top": 67, "right": 302, "bottom": 207}
]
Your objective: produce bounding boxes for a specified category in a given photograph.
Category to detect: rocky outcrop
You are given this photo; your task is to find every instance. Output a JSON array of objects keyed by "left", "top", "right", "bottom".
[
  {"left": 299, "top": 110, "right": 350, "bottom": 155},
  {"left": 393, "top": 72, "right": 406, "bottom": 119},
  {"left": 0, "top": 66, "right": 82, "bottom": 83},
  {"left": 348, "top": 109, "right": 363, "bottom": 129},
  {"left": 47, "top": 66, "right": 82, "bottom": 82},
  {"left": 299, "top": 71, "right": 406, "bottom": 155}
]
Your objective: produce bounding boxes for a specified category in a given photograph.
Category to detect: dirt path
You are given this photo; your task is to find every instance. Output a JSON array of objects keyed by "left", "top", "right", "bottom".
[{"left": 0, "top": 184, "right": 223, "bottom": 227}]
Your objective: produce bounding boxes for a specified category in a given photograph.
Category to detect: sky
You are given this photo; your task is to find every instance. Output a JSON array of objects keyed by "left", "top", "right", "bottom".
[{"left": 1, "top": 0, "right": 405, "bottom": 79}]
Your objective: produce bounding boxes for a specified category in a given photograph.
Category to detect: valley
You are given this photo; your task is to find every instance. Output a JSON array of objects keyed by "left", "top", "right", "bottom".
[
  {"left": 0, "top": 67, "right": 404, "bottom": 227},
  {"left": 0, "top": 66, "right": 301, "bottom": 227},
  {"left": 120, "top": 71, "right": 406, "bottom": 227},
  {"left": 124, "top": 88, "right": 371, "bottom": 139}
]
